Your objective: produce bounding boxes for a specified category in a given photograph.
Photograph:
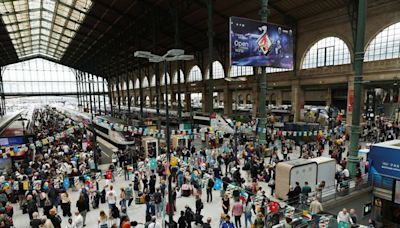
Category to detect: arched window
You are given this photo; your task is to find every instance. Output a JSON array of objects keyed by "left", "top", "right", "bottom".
[
  {"left": 302, "top": 37, "right": 351, "bottom": 69},
  {"left": 150, "top": 74, "right": 156, "bottom": 87},
  {"left": 128, "top": 80, "right": 133, "bottom": 89},
  {"left": 113, "top": 84, "right": 117, "bottom": 92},
  {"left": 188, "top": 66, "right": 202, "bottom": 82},
  {"left": 121, "top": 81, "right": 127, "bottom": 90},
  {"left": 206, "top": 61, "right": 225, "bottom": 79},
  {"left": 142, "top": 76, "right": 149, "bottom": 88},
  {"left": 134, "top": 78, "right": 140, "bottom": 89},
  {"left": 230, "top": 66, "right": 254, "bottom": 77},
  {"left": 160, "top": 73, "right": 170, "bottom": 85},
  {"left": 265, "top": 67, "right": 292, "bottom": 73},
  {"left": 172, "top": 70, "right": 185, "bottom": 84},
  {"left": 365, "top": 22, "right": 400, "bottom": 61}
]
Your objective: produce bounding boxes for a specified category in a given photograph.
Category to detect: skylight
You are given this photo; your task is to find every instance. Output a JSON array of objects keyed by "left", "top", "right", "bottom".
[{"left": 0, "top": 0, "right": 92, "bottom": 60}]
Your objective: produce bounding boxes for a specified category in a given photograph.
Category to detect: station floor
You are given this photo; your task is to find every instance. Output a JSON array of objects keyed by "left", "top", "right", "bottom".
[{"left": 12, "top": 138, "right": 360, "bottom": 227}]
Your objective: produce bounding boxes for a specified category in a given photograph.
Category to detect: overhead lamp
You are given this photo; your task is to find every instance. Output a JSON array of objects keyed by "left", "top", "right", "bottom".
[
  {"left": 134, "top": 51, "right": 156, "bottom": 58},
  {"left": 165, "top": 49, "right": 185, "bottom": 57}
]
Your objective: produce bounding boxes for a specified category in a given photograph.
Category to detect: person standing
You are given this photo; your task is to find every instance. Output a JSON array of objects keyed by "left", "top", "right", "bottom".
[
  {"left": 76, "top": 193, "right": 88, "bottom": 227},
  {"left": 98, "top": 210, "right": 109, "bottom": 228},
  {"left": 195, "top": 195, "right": 204, "bottom": 215},
  {"left": 154, "top": 188, "right": 163, "bottom": 218},
  {"left": 337, "top": 208, "right": 354, "bottom": 225},
  {"left": 222, "top": 194, "right": 230, "bottom": 214},
  {"left": 149, "top": 173, "right": 156, "bottom": 194},
  {"left": 301, "top": 181, "right": 312, "bottom": 205},
  {"left": 178, "top": 210, "right": 187, "bottom": 228},
  {"left": 148, "top": 216, "right": 162, "bottom": 228},
  {"left": 293, "top": 182, "right": 302, "bottom": 205},
  {"left": 27, "top": 194, "right": 38, "bottom": 220},
  {"left": 349, "top": 208, "right": 358, "bottom": 225},
  {"left": 232, "top": 200, "right": 243, "bottom": 228},
  {"left": 309, "top": 198, "right": 323, "bottom": 214},
  {"left": 48, "top": 208, "right": 62, "bottom": 228},
  {"left": 73, "top": 211, "right": 84, "bottom": 228},
  {"left": 221, "top": 215, "right": 235, "bottom": 228},
  {"left": 206, "top": 177, "right": 214, "bottom": 203}
]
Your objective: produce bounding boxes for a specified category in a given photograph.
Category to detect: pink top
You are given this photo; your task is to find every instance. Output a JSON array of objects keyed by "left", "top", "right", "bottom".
[{"left": 232, "top": 201, "right": 244, "bottom": 216}]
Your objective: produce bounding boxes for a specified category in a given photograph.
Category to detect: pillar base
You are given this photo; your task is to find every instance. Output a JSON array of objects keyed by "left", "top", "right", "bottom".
[{"left": 256, "top": 117, "right": 268, "bottom": 144}]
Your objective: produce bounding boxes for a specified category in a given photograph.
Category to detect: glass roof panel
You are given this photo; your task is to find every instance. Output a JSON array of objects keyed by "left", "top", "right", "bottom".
[{"left": 0, "top": 0, "right": 92, "bottom": 60}]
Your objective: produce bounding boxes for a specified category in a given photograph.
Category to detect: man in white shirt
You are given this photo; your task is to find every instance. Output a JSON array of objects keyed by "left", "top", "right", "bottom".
[
  {"left": 74, "top": 211, "right": 84, "bottom": 228},
  {"left": 106, "top": 185, "right": 117, "bottom": 209},
  {"left": 148, "top": 216, "right": 162, "bottom": 228},
  {"left": 337, "top": 208, "right": 353, "bottom": 225}
]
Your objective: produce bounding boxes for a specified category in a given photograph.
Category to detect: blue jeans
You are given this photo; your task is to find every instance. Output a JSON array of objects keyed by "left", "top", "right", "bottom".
[
  {"left": 146, "top": 203, "right": 155, "bottom": 216},
  {"left": 245, "top": 212, "right": 252, "bottom": 228},
  {"left": 120, "top": 199, "right": 126, "bottom": 208}
]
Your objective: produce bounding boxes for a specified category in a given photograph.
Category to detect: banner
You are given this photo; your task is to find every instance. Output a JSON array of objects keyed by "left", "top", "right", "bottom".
[
  {"left": 230, "top": 16, "right": 294, "bottom": 68},
  {"left": 369, "top": 143, "right": 400, "bottom": 178}
]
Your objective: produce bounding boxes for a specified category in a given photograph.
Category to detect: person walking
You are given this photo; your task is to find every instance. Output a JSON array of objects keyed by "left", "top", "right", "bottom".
[
  {"left": 106, "top": 185, "right": 117, "bottom": 214},
  {"left": 125, "top": 184, "right": 134, "bottom": 208},
  {"left": 244, "top": 197, "right": 254, "bottom": 228},
  {"left": 232, "top": 200, "right": 243, "bottom": 228},
  {"left": 119, "top": 188, "right": 126, "bottom": 209}
]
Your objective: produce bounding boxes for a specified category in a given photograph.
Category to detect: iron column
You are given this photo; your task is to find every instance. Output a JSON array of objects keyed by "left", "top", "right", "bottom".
[
  {"left": 88, "top": 73, "right": 94, "bottom": 118},
  {"left": 207, "top": 0, "right": 214, "bottom": 115},
  {"left": 348, "top": 0, "right": 367, "bottom": 176},
  {"left": 164, "top": 60, "right": 173, "bottom": 224},
  {"left": 97, "top": 76, "right": 101, "bottom": 115},
  {"left": 257, "top": 0, "right": 269, "bottom": 143},
  {"left": 116, "top": 76, "right": 122, "bottom": 116}
]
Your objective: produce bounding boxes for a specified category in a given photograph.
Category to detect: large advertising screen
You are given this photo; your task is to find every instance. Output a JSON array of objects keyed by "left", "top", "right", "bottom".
[{"left": 230, "top": 17, "right": 294, "bottom": 68}]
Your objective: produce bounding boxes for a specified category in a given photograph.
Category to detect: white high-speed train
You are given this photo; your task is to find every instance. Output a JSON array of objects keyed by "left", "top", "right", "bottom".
[{"left": 55, "top": 106, "right": 134, "bottom": 147}]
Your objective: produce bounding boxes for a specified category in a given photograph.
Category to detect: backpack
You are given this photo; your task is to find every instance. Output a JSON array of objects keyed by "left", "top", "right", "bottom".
[
  {"left": 52, "top": 215, "right": 62, "bottom": 226},
  {"left": 154, "top": 192, "right": 162, "bottom": 204},
  {"left": 111, "top": 206, "right": 120, "bottom": 218}
]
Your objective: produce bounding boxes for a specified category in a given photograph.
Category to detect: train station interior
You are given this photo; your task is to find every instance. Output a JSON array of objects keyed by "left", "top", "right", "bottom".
[{"left": 0, "top": 0, "right": 399, "bottom": 227}]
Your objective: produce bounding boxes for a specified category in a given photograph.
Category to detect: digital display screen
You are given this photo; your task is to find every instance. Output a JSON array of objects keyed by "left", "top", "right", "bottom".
[{"left": 230, "top": 17, "right": 294, "bottom": 68}]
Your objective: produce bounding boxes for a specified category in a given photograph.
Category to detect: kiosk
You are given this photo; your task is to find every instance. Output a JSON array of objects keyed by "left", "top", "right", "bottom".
[
  {"left": 142, "top": 136, "right": 158, "bottom": 158},
  {"left": 275, "top": 159, "right": 318, "bottom": 200},
  {"left": 172, "top": 134, "right": 190, "bottom": 149}
]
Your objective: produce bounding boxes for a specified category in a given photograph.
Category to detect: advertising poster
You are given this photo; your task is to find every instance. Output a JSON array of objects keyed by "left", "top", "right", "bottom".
[
  {"left": 230, "top": 16, "right": 294, "bottom": 68},
  {"left": 369, "top": 145, "right": 400, "bottom": 178}
]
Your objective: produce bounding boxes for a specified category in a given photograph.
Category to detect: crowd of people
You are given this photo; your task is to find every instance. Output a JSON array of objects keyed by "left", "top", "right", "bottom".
[{"left": 0, "top": 106, "right": 395, "bottom": 228}]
